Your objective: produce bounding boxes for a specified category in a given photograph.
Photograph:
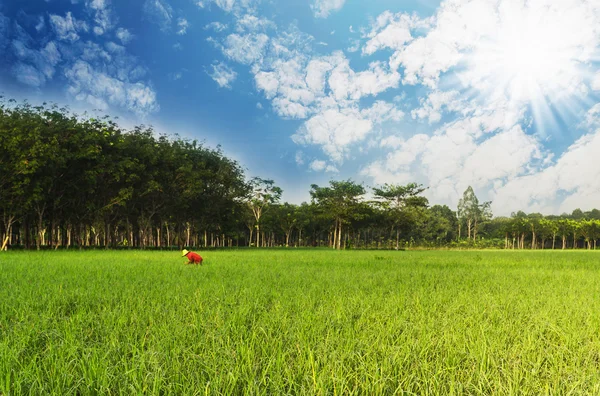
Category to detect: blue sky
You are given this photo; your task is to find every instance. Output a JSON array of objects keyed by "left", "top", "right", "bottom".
[{"left": 1, "top": 0, "right": 600, "bottom": 215}]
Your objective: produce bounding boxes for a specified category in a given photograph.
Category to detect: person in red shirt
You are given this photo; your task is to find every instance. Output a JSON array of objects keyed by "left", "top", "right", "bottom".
[{"left": 181, "top": 249, "right": 203, "bottom": 265}]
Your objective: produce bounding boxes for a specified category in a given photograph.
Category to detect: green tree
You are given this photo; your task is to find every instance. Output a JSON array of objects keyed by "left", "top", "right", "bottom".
[
  {"left": 246, "top": 177, "right": 283, "bottom": 248},
  {"left": 373, "top": 183, "right": 428, "bottom": 250},
  {"left": 310, "top": 180, "right": 365, "bottom": 250}
]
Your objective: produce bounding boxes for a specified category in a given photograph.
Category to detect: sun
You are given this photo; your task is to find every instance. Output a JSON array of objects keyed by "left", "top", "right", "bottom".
[{"left": 458, "top": 2, "right": 593, "bottom": 129}]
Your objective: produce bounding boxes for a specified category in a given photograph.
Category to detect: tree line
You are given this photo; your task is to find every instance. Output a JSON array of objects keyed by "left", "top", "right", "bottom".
[{"left": 1, "top": 99, "right": 599, "bottom": 251}]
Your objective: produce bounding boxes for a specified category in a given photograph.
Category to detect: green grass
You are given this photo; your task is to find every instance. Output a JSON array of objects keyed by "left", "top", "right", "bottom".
[{"left": 2, "top": 250, "right": 600, "bottom": 395}]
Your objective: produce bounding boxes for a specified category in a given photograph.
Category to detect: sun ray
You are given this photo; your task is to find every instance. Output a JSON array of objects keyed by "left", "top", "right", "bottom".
[{"left": 448, "top": 1, "right": 597, "bottom": 133}]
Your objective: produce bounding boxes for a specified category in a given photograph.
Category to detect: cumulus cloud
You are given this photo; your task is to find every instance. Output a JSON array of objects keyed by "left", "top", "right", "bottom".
[
  {"left": 292, "top": 98, "right": 404, "bottom": 164},
  {"left": 49, "top": 12, "right": 88, "bottom": 42},
  {"left": 115, "top": 28, "right": 133, "bottom": 44},
  {"left": 311, "top": 0, "right": 346, "bottom": 18},
  {"left": 411, "top": 90, "right": 463, "bottom": 124},
  {"left": 208, "top": 62, "right": 238, "bottom": 88},
  {"left": 362, "top": 11, "right": 415, "bottom": 56},
  {"left": 309, "top": 160, "right": 338, "bottom": 173},
  {"left": 65, "top": 60, "right": 158, "bottom": 115},
  {"left": 222, "top": 33, "right": 269, "bottom": 64},
  {"left": 86, "top": 0, "right": 114, "bottom": 35},
  {"left": 493, "top": 123, "right": 600, "bottom": 215}
]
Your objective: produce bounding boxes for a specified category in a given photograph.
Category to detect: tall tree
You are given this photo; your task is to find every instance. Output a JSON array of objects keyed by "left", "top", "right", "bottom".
[
  {"left": 373, "top": 183, "right": 428, "bottom": 250},
  {"left": 310, "top": 180, "right": 365, "bottom": 250},
  {"left": 458, "top": 186, "right": 480, "bottom": 240},
  {"left": 246, "top": 177, "right": 282, "bottom": 248}
]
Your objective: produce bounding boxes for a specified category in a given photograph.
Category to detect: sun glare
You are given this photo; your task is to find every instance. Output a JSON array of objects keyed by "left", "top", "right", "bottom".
[{"left": 459, "top": 2, "right": 594, "bottom": 132}]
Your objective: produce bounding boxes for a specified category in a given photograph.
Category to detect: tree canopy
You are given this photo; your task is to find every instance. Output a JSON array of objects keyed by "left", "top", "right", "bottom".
[{"left": 2, "top": 98, "right": 600, "bottom": 251}]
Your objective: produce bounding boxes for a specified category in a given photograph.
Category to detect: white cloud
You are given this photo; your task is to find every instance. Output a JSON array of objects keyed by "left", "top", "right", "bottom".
[
  {"left": 293, "top": 108, "right": 373, "bottom": 163},
  {"left": 295, "top": 150, "right": 304, "bottom": 165},
  {"left": 205, "top": 21, "right": 228, "bottom": 32},
  {"left": 493, "top": 122, "right": 600, "bottom": 215},
  {"left": 169, "top": 71, "right": 183, "bottom": 81},
  {"left": 177, "top": 18, "right": 189, "bottom": 35},
  {"left": 204, "top": 0, "right": 600, "bottom": 214},
  {"left": 208, "top": 62, "right": 238, "bottom": 88},
  {"left": 411, "top": 90, "right": 463, "bottom": 124},
  {"left": 311, "top": 0, "right": 346, "bottom": 18},
  {"left": 49, "top": 12, "right": 88, "bottom": 42},
  {"left": 361, "top": 100, "right": 404, "bottom": 123},
  {"left": 292, "top": 101, "right": 402, "bottom": 164},
  {"left": 379, "top": 135, "right": 404, "bottom": 149},
  {"left": 65, "top": 60, "right": 159, "bottom": 115},
  {"left": 86, "top": 0, "right": 113, "bottom": 34},
  {"left": 347, "top": 39, "right": 360, "bottom": 53},
  {"left": 361, "top": 96, "right": 542, "bottom": 208},
  {"left": 196, "top": 0, "right": 258, "bottom": 15},
  {"left": 0, "top": 13, "right": 9, "bottom": 52},
  {"left": 593, "top": 72, "right": 600, "bottom": 91},
  {"left": 309, "top": 159, "right": 326, "bottom": 171},
  {"left": 35, "top": 16, "right": 45, "bottom": 32},
  {"left": 143, "top": 0, "right": 173, "bottom": 32},
  {"left": 10, "top": 39, "right": 61, "bottom": 86},
  {"left": 13, "top": 63, "right": 47, "bottom": 87},
  {"left": 222, "top": 33, "right": 269, "bottom": 64},
  {"left": 363, "top": 11, "right": 414, "bottom": 56},
  {"left": 115, "top": 28, "right": 133, "bottom": 44},
  {"left": 236, "top": 14, "right": 274, "bottom": 32},
  {"left": 309, "top": 159, "right": 338, "bottom": 173}
]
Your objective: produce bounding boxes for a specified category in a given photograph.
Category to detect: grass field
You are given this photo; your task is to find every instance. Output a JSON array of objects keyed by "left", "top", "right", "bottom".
[{"left": 2, "top": 250, "right": 600, "bottom": 395}]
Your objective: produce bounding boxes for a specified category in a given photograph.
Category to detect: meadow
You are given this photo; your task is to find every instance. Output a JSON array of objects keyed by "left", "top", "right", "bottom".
[{"left": 2, "top": 250, "right": 600, "bottom": 395}]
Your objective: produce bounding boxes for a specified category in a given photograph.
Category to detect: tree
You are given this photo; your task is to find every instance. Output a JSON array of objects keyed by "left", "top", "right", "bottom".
[
  {"left": 246, "top": 177, "right": 282, "bottom": 248},
  {"left": 457, "top": 187, "right": 491, "bottom": 241},
  {"left": 425, "top": 205, "right": 458, "bottom": 245},
  {"left": 373, "top": 183, "right": 428, "bottom": 250},
  {"left": 277, "top": 203, "right": 297, "bottom": 247},
  {"left": 310, "top": 180, "right": 365, "bottom": 250}
]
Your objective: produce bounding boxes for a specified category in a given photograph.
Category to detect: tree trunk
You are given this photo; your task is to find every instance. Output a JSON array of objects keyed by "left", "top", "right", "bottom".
[
  {"left": 552, "top": 233, "right": 556, "bottom": 250},
  {"left": 396, "top": 228, "right": 400, "bottom": 250},
  {"left": 166, "top": 223, "right": 171, "bottom": 248},
  {"left": 256, "top": 224, "right": 260, "bottom": 248},
  {"left": 186, "top": 223, "right": 191, "bottom": 247},
  {"left": 2, "top": 214, "right": 16, "bottom": 251},
  {"left": 36, "top": 206, "right": 45, "bottom": 251},
  {"left": 562, "top": 235, "right": 566, "bottom": 250},
  {"left": 332, "top": 219, "right": 338, "bottom": 250},
  {"left": 467, "top": 218, "right": 472, "bottom": 239}
]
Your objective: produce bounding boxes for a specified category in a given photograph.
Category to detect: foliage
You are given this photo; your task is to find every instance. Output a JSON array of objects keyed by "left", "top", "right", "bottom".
[{"left": 3, "top": 98, "right": 600, "bottom": 251}]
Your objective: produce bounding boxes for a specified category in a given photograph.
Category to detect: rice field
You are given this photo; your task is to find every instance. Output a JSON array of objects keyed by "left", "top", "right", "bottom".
[{"left": 2, "top": 249, "right": 600, "bottom": 395}]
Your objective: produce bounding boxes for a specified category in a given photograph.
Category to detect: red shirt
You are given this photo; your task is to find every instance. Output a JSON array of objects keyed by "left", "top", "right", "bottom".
[{"left": 186, "top": 252, "right": 203, "bottom": 264}]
